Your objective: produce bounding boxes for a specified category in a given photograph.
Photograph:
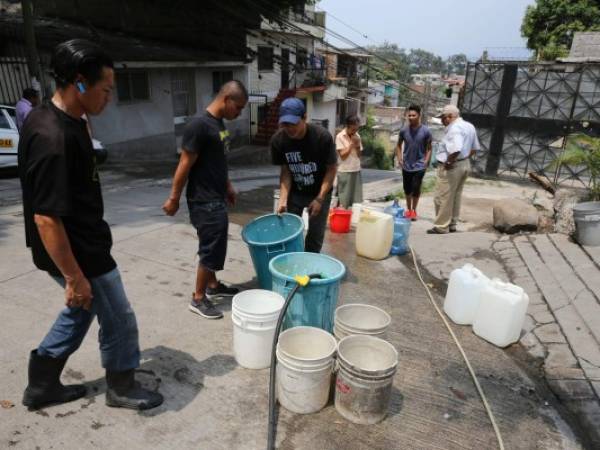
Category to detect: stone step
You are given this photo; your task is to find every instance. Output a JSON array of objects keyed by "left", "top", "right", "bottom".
[
  {"left": 550, "top": 234, "right": 600, "bottom": 295},
  {"left": 513, "top": 236, "right": 569, "bottom": 312},
  {"left": 532, "top": 234, "right": 600, "bottom": 345}
]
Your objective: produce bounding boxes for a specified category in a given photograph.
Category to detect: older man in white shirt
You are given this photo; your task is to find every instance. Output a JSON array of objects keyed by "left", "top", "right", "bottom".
[{"left": 427, "top": 105, "right": 480, "bottom": 234}]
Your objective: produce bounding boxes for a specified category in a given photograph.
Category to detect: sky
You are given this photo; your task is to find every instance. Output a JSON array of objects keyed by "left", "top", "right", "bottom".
[{"left": 317, "top": 0, "right": 536, "bottom": 59}]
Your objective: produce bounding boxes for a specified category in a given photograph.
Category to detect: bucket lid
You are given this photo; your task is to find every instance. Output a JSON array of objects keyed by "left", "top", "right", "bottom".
[
  {"left": 232, "top": 290, "right": 285, "bottom": 316},
  {"left": 337, "top": 335, "right": 398, "bottom": 377}
]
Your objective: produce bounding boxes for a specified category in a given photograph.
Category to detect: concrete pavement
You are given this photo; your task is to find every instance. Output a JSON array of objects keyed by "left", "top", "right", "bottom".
[
  {"left": 402, "top": 178, "right": 600, "bottom": 448},
  {"left": 0, "top": 165, "right": 590, "bottom": 449}
]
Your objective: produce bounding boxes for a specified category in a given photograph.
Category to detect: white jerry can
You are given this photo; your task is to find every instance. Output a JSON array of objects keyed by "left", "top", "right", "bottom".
[
  {"left": 473, "top": 279, "right": 529, "bottom": 348},
  {"left": 443, "top": 263, "right": 490, "bottom": 325}
]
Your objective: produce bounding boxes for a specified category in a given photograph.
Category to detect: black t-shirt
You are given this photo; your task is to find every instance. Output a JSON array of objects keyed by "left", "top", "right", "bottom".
[
  {"left": 182, "top": 111, "right": 230, "bottom": 202},
  {"left": 270, "top": 123, "right": 337, "bottom": 197},
  {"left": 18, "top": 102, "right": 116, "bottom": 278}
]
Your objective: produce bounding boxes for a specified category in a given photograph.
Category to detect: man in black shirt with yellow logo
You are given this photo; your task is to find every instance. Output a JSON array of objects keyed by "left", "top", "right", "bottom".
[
  {"left": 18, "top": 39, "right": 163, "bottom": 411},
  {"left": 163, "top": 81, "right": 248, "bottom": 319}
]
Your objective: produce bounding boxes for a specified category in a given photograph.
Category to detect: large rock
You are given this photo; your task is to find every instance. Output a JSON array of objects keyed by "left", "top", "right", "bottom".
[{"left": 493, "top": 199, "right": 539, "bottom": 234}]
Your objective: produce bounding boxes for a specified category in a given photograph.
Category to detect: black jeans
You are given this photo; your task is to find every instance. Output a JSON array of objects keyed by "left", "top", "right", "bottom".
[{"left": 288, "top": 191, "right": 332, "bottom": 253}]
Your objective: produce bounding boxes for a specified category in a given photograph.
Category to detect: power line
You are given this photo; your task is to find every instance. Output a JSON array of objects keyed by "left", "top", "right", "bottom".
[
  {"left": 247, "top": 0, "right": 447, "bottom": 105},
  {"left": 314, "top": 5, "right": 375, "bottom": 43}
]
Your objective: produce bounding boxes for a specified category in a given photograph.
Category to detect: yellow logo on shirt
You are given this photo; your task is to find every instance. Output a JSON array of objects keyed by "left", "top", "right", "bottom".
[{"left": 219, "top": 130, "right": 230, "bottom": 141}]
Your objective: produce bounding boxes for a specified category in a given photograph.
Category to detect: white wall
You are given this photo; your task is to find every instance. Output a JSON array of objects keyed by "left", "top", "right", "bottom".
[
  {"left": 311, "top": 98, "right": 337, "bottom": 136},
  {"left": 246, "top": 33, "right": 314, "bottom": 98},
  {"left": 194, "top": 66, "right": 250, "bottom": 145},
  {"left": 91, "top": 68, "right": 174, "bottom": 145}
]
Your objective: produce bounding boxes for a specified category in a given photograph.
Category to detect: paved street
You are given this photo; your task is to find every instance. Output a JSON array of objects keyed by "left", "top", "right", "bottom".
[{"left": 0, "top": 165, "right": 591, "bottom": 449}]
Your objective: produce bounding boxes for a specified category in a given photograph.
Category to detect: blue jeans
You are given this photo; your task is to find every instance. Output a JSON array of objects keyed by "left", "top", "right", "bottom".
[{"left": 37, "top": 268, "right": 140, "bottom": 371}]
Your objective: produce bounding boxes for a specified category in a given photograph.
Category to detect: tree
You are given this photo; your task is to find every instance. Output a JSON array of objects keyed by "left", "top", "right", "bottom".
[
  {"left": 445, "top": 54, "right": 467, "bottom": 75},
  {"left": 521, "top": 0, "right": 600, "bottom": 60},
  {"left": 406, "top": 49, "right": 444, "bottom": 74}
]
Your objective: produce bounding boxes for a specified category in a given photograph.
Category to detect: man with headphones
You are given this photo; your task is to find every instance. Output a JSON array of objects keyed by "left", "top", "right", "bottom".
[{"left": 18, "top": 39, "right": 163, "bottom": 411}]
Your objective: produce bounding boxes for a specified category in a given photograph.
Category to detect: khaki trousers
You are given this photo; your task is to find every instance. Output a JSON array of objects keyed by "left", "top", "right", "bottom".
[{"left": 433, "top": 159, "right": 470, "bottom": 231}]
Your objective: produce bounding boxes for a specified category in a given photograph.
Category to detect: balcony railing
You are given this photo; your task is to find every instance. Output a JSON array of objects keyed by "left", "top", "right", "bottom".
[
  {"left": 292, "top": 68, "right": 326, "bottom": 89},
  {"left": 290, "top": 10, "right": 326, "bottom": 27}
]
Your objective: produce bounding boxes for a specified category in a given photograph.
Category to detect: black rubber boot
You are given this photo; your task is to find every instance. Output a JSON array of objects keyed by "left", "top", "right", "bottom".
[
  {"left": 22, "top": 350, "right": 87, "bottom": 410},
  {"left": 105, "top": 369, "right": 163, "bottom": 410}
]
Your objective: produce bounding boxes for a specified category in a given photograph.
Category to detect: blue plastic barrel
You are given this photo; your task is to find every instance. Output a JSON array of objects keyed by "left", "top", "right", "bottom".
[
  {"left": 391, "top": 212, "right": 411, "bottom": 255},
  {"left": 242, "top": 213, "right": 305, "bottom": 290},
  {"left": 269, "top": 252, "right": 346, "bottom": 332}
]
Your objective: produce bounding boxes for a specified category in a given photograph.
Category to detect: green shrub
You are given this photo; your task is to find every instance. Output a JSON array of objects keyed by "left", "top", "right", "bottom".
[
  {"left": 549, "top": 134, "right": 600, "bottom": 200},
  {"left": 362, "top": 135, "right": 392, "bottom": 170}
]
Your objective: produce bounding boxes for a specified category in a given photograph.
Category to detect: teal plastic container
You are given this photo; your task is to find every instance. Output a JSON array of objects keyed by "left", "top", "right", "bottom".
[
  {"left": 269, "top": 252, "right": 346, "bottom": 332},
  {"left": 242, "top": 213, "right": 304, "bottom": 290}
]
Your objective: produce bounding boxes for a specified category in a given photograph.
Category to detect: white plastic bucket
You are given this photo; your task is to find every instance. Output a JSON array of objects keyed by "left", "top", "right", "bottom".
[
  {"left": 335, "top": 335, "right": 398, "bottom": 424},
  {"left": 573, "top": 201, "right": 600, "bottom": 246},
  {"left": 334, "top": 304, "right": 392, "bottom": 340},
  {"left": 231, "top": 290, "right": 284, "bottom": 369},
  {"left": 276, "top": 326, "right": 337, "bottom": 414}
]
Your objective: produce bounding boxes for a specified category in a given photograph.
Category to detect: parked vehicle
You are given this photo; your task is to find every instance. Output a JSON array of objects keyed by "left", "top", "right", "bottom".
[
  {"left": 0, "top": 104, "right": 107, "bottom": 168},
  {"left": 0, "top": 105, "right": 19, "bottom": 168}
]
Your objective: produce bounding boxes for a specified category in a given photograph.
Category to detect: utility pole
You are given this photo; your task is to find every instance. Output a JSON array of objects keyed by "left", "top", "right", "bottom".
[
  {"left": 21, "top": 0, "right": 44, "bottom": 97},
  {"left": 422, "top": 80, "right": 432, "bottom": 124}
]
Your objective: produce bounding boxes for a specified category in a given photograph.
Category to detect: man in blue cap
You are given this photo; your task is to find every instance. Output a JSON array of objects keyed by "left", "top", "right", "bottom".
[{"left": 271, "top": 97, "right": 337, "bottom": 252}]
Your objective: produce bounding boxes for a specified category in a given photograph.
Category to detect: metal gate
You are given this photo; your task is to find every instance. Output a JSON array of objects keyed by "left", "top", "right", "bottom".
[
  {"left": 0, "top": 22, "right": 33, "bottom": 105},
  {"left": 462, "top": 62, "right": 600, "bottom": 188}
]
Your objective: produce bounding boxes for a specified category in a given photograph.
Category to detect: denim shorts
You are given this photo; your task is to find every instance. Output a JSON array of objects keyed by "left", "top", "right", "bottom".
[{"left": 188, "top": 200, "right": 229, "bottom": 272}]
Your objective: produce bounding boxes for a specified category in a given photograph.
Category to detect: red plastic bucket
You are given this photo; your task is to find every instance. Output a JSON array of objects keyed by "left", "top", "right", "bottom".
[{"left": 329, "top": 208, "right": 352, "bottom": 233}]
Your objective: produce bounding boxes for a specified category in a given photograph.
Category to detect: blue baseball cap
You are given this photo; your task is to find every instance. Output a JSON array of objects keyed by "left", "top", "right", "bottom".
[{"left": 279, "top": 97, "right": 305, "bottom": 124}]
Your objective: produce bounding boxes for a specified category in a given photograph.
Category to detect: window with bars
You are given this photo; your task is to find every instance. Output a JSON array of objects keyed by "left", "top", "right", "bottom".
[
  {"left": 212, "top": 71, "right": 234, "bottom": 94},
  {"left": 116, "top": 70, "right": 150, "bottom": 102},
  {"left": 258, "top": 46, "right": 274, "bottom": 72}
]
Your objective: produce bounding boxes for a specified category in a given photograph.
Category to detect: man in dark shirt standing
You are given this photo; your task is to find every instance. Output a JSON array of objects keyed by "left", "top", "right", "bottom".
[
  {"left": 163, "top": 81, "right": 248, "bottom": 319},
  {"left": 271, "top": 98, "right": 337, "bottom": 253},
  {"left": 18, "top": 39, "right": 163, "bottom": 411},
  {"left": 396, "top": 104, "right": 432, "bottom": 221}
]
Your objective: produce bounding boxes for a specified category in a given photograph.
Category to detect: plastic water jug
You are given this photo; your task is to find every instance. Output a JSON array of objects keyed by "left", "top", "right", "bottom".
[
  {"left": 356, "top": 210, "right": 393, "bottom": 260},
  {"left": 351, "top": 203, "right": 362, "bottom": 227},
  {"left": 384, "top": 199, "right": 404, "bottom": 218},
  {"left": 390, "top": 212, "right": 411, "bottom": 255},
  {"left": 473, "top": 279, "right": 529, "bottom": 347},
  {"left": 443, "top": 263, "right": 490, "bottom": 325}
]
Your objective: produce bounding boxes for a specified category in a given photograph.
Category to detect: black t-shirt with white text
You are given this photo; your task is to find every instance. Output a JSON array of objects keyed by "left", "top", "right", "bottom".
[
  {"left": 270, "top": 124, "right": 337, "bottom": 197},
  {"left": 182, "top": 111, "right": 230, "bottom": 202},
  {"left": 18, "top": 102, "right": 116, "bottom": 278}
]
